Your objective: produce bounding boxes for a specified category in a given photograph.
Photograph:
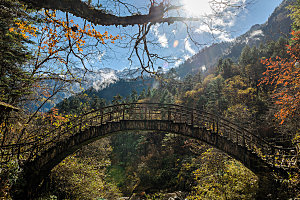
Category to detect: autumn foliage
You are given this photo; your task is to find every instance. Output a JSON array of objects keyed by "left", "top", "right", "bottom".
[
  {"left": 260, "top": 30, "right": 300, "bottom": 123},
  {"left": 9, "top": 9, "right": 120, "bottom": 69}
]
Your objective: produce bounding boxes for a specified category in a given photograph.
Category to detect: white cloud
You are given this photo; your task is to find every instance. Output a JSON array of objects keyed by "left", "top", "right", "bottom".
[
  {"left": 183, "top": 0, "right": 212, "bottom": 16},
  {"left": 92, "top": 70, "right": 118, "bottom": 91},
  {"left": 195, "top": 16, "right": 236, "bottom": 41},
  {"left": 218, "top": 32, "right": 234, "bottom": 42},
  {"left": 152, "top": 24, "right": 169, "bottom": 48},
  {"left": 250, "top": 30, "right": 264, "bottom": 38},
  {"left": 174, "top": 59, "right": 183, "bottom": 67},
  {"left": 195, "top": 25, "right": 210, "bottom": 34},
  {"left": 184, "top": 38, "right": 196, "bottom": 55},
  {"left": 183, "top": 54, "right": 191, "bottom": 60},
  {"left": 158, "top": 34, "right": 168, "bottom": 48},
  {"left": 192, "top": 0, "right": 247, "bottom": 42},
  {"left": 183, "top": 0, "right": 246, "bottom": 17}
]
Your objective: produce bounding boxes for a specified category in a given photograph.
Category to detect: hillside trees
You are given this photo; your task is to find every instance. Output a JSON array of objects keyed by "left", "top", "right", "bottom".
[
  {"left": 48, "top": 32, "right": 299, "bottom": 199},
  {"left": 289, "top": 0, "right": 300, "bottom": 30},
  {"left": 258, "top": 1, "right": 300, "bottom": 131},
  {"left": 0, "top": 3, "right": 37, "bottom": 196},
  {"left": 163, "top": 37, "right": 296, "bottom": 137},
  {"left": 260, "top": 30, "right": 300, "bottom": 124},
  {"left": 162, "top": 39, "right": 298, "bottom": 199},
  {"left": 47, "top": 139, "right": 122, "bottom": 199},
  {"left": 187, "top": 148, "right": 257, "bottom": 200},
  {"left": 258, "top": 30, "right": 300, "bottom": 173}
]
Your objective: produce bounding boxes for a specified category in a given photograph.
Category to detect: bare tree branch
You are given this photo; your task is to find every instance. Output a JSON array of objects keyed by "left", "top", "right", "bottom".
[{"left": 20, "top": 0, "right": 201, "bottom": 26}]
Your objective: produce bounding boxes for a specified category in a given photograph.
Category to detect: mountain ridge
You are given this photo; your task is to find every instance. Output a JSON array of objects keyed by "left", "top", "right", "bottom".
[
  {"left": 176, "top": 0, "right": 293, "bottom": 77},
  {"left": 53, "top": 0, "right": 293, "bottom": 109}
]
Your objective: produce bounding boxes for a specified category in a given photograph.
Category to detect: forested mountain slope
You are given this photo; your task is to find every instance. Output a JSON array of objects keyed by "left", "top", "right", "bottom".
[
  {"left": 176, "top": 0, "right": 293, "bottom": 77},
  {"left": 56, "top": 0, "right": 293, "bottom": 107}
]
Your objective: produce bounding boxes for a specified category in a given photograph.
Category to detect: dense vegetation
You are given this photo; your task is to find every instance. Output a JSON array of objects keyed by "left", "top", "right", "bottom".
[
  {"left": 48, "top": 34, "right": 299, "bottom": 199},
  {"left": 0, "top": 0, "right": 299, "bottom": 199}
]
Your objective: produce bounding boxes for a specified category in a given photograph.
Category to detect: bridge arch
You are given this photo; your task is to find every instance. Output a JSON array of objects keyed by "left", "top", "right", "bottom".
[{"left": 4, "top": 103, "right": 296, "bottom": 199}]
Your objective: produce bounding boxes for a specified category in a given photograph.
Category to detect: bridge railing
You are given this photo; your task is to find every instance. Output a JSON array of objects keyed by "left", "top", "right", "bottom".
[{"left": 0, "top": 103, "right": 297, "bottom": 168}]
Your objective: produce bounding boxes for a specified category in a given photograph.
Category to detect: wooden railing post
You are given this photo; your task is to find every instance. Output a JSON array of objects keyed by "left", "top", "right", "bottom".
[
  {"left": 242, "top": 131, "right": 245, "bottom": 147},
  {"left": 90, "top": 116, "right": 93, "bottom": 126},
  {"left": 216, "top": 118, "right": 219, "bottom": 134},
  {"left": 248, "top": 135, "right": 252, "bottom": 150},
  {"left": 226, "top": 126, "right": 230, "bottom": 140},
  {"left": 17, "top": 145, "right": 21, "bottom": 161},
  {"left": 168, "top": 105, "right": 171, "bottom": 121},
  {"left": 180, "top": 108, "right": 182, "bottom": 123},
  {"left": 236, "top": 130, "right": 238, "bottom": 144},
  {"left": 191, "top": 109, "right": 194, "bottom": 126},
  {"left": 100, "top": 109, "right": 103, "bottom": 124},
  {"left": 79, "top": 117, "right": 83, "bottom": 131},
  {"left": 122, "top": 105, "right": 125, "bottom": 120}
]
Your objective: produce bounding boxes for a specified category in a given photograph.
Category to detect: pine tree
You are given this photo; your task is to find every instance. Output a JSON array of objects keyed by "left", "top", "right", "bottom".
[{"left": 0, "top": 0, "right": 34, "bottom": 105}]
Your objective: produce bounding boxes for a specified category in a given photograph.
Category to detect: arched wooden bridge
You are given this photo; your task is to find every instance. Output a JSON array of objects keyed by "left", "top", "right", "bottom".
[{"left": 0, "top": 103, "right": 298, "bottom": 199}]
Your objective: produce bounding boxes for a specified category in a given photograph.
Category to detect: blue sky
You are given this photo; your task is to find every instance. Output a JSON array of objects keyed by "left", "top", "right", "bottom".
[
  {"left": 241, "top": 0, "right": 283, "bottom": 28},
  {"left": 88, "top": 0, "right": 284, "bottom": 71},
  {"left": 39, "top": 0, "right": 284, "bottom": 72}
]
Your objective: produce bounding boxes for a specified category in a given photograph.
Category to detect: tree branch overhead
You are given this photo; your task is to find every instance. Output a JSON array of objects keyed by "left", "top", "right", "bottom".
[{"left": 20, "top": 0, "right": 200, "bottom": 26}]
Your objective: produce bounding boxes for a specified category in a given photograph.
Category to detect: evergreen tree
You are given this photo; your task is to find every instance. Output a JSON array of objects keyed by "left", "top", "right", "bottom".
[
  {"left": 0, "top": 0, "right": 34, "bottom": 105},
  {"left": 217, "top": 58, "right": 234, "bottom": 79}
]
